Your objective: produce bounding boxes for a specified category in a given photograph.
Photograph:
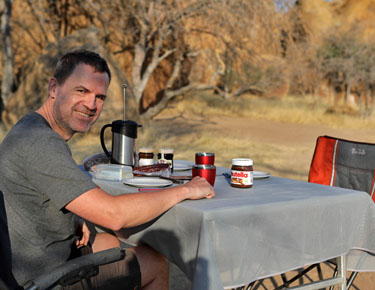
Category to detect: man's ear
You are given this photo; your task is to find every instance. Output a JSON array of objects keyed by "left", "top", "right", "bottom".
[{"left": 48, "top": 78, "right": 58, "bottom": 99}]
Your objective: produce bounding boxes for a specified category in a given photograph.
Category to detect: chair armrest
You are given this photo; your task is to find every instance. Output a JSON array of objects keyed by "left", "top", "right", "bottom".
[{"left": 23, "top": 247, "right": 125, "bottom": 290}]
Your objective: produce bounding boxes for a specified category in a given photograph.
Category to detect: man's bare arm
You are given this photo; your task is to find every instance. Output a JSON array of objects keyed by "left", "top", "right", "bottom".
[{"left": 65, "top": 176, "right": 215, "bottom": 230}]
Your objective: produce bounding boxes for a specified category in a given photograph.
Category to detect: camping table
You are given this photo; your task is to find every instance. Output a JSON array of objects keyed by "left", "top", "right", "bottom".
[{"left": 92, "top": 166, "right": 375, "bottom": 290}]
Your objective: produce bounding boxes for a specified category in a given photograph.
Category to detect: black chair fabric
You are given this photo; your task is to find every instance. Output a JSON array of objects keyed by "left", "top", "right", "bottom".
[
  {"left": 0, "top": 191, "right": 20, "bottom": 290},
  {"left": 0, "top": 190, "right": 126, "bottom": 290}
]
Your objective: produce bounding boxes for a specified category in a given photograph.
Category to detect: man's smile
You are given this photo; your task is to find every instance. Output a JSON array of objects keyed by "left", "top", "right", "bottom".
[{"left": 75, "top": 110, "right": 95, "bottom": 118}]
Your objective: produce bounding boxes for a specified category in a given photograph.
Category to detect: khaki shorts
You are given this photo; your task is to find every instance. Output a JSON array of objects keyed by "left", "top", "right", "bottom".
[{"left": 63, "top": 245, "right": 141, "bottom": 290}]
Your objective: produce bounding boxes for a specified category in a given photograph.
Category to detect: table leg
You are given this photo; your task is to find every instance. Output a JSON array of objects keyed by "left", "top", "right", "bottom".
[
  {"left": 336, "top": 255, "right": 347, "bottom": 290},
  {"left": 284, "top": 255, "right": 347, "bottom": 290}
]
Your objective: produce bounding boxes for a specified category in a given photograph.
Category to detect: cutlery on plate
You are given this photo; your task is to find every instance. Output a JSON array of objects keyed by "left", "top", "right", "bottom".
[{"left": 159, "top": 176, "right": 191, "bottom": 184}]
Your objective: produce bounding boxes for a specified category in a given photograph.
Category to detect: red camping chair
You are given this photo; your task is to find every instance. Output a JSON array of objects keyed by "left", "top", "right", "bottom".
[
  {"left": 309, "top": 135, "right": 375, "bottom": 201},
  {"left": 309, "top": 135, "right": 375, "bottom": 289}
]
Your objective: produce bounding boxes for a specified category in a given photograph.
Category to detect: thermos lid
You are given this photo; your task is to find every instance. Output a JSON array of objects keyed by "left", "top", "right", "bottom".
[{"left": 111, "top": 120, "right": 141, "bottom": 138}]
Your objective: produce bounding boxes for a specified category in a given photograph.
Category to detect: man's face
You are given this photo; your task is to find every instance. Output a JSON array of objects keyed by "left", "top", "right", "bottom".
[{"left": 50, "top": 63, "right": 110, "bottom": 138}]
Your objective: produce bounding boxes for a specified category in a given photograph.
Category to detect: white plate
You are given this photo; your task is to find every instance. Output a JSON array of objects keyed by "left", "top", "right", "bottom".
[
  {"left": 123, "top": 177, "right": 173, "bottom": 188},
  {"left": 253, "top": 171, "right": 271, "bottom": 179},
  {"left": 173, "top": 160, "right": 194, "bottom": 171}
]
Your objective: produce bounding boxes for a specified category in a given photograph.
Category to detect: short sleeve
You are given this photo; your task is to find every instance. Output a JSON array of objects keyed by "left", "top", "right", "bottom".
[{"left": 26, "top": 134, "right": 97, "bottom": 209}]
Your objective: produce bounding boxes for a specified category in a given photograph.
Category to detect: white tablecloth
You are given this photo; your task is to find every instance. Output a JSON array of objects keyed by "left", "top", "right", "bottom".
[{"left": 93, "top": 168, "right": 375, "bottom": 290}]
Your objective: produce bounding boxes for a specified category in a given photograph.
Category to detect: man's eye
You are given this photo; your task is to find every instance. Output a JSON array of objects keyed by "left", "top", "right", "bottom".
[{"left": 96, "top": 95, "right": 106, "bottom": 101}]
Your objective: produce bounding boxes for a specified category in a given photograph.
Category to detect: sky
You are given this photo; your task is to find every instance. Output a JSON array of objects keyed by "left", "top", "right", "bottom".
[
  {"left": 275, "top": 0, "right": 335, "bottom": 12},
  {"left": 274, "top": 0, "right": 297, "bottom": 12}
]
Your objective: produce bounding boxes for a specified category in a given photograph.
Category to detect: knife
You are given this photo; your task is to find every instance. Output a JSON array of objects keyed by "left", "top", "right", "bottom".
[{"left": 159, "top": 175, "right": 192, "bottom": 184}]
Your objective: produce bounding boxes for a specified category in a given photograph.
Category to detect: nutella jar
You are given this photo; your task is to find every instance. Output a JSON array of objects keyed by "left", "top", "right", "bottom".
[
  {"left": 231, "top": 158, "right": 253, "bottom": 188},
  {"left": 138, "top": 148, "right": 154, "bottom": 166}
]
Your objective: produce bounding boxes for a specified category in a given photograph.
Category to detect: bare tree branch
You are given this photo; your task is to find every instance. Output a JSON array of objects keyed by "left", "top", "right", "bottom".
[
  {"left": 141, "top": 83, "right": 214, "bottom": 120},
  {"left": 12, "top": 20, "right": 44, "bottom": 49},
  {"left": 0, "top": 0, "right": 14, "bottom": 113},
  {"left": 25, "top": 0, "right": 50, "bottom": 44}
]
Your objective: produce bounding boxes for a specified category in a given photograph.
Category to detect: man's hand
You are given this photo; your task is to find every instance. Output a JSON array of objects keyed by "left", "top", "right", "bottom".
[
  {"left": 75, "top": 221, "right": 90, "bottom": 248},
  {"left": 183, "top": 176, "right": 216, "bottom": 200}
]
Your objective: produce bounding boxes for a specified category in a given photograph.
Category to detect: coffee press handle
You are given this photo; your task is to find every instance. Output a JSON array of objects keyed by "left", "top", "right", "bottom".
[{"left": 100, "top": 124, "right": 112, "bottom": 157}]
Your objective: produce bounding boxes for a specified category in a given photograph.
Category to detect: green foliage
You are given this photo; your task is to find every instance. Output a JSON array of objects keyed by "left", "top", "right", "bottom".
[
  {"left": 316, "top": 29, "right": 375, "bottom": 86},
  {"left": 242, "top": 64, "right": 264, "bottom": 86},
  {"left": 218, "top": 59, "right": 284, "bottom": 95},
  {"left": 317, "top": 33, "right": 359, "bottom": 60}
]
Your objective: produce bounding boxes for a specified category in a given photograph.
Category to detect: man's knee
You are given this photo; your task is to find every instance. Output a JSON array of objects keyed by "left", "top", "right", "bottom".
[
  {"left": 132, "top": 245, "right": 166, "bottom": 268},
  {"left": 92, "top": 232, "right": 120, "bottom": 252},
  {"left": 131, "top": 245, "right": 168, "bottom": 288}
]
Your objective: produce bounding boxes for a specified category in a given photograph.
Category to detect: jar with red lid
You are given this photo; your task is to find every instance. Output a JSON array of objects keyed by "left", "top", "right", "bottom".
[{"left": 231, "top": 158, "right": 253, "bottom": 188}]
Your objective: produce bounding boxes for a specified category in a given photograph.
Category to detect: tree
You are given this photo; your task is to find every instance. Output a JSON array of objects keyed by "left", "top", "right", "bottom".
[
  {"left": 315, "top": 28, "right": 375, "bottom": 116},
  {"left": 76, "top": 0, "right": 226, "bottom": 119},
  {"left": 7, "top": 0, "right": 287, "bottom": 123},
  {"left": 69, "top": 0, "right": 288, "bottom": 117},
  {"left": 0, "top": 0, "right": 14, "bottom": 118}
]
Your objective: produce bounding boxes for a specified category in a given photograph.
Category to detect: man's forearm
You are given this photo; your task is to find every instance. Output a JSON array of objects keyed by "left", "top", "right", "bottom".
[
  {"left": 109, "top": 185, "right": 191, "bottom": 229},
  {"left": 65, "top": 177, "right": 214, "bottom": 231}
]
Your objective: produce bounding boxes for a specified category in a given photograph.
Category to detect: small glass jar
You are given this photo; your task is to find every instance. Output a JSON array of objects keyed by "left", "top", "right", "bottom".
[
  {"left": 231, "top": 158, "right": 253, "bottom": 188},
  {"left": 138, "top": 148, "right": 154, "bottom": 166},
  {"left": 158, "top": 148, "right": 174, "bottom": 172}
]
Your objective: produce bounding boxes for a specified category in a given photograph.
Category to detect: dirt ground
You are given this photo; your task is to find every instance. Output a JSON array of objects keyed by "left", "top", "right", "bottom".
[
  {"left": 207, "top": 115, "right": 375, "bottom": 147},
  {"left": 149, "top": 111, "right": 375, "bottom": 182},
  {"left": 169, "top": 260, "right": 375, "bottom": 290},
  {"left": 209, "top": 114, "right": 374, "bottom": 179}
]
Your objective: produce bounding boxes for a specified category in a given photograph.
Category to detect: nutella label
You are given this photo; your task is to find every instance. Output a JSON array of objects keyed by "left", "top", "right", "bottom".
[{"left": 231, "top": 170, "right": 253, "bottom": 186}]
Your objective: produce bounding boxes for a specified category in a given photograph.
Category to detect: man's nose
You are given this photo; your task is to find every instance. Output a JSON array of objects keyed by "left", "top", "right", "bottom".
[{"left": 84, "top": 94, "right": 97, "bottom": 110}]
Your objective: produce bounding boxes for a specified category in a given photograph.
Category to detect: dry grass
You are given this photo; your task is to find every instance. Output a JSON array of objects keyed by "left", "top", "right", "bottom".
[
  {"left": 2, "top": 93, "right": 375, "bottom": 182},
  {"left": 68, "top": 93, "right": 375, "bottom": 181},
  {"left": 167, "top": 93, "right": 375, "bottom": 129}
]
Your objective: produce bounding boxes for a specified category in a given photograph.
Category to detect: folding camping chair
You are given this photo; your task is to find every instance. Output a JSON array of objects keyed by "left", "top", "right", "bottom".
[
  {"left": 0, "top": 190, "right": 126, "bottom": 290},
  {"left": 309, "top": 135, "right": 375, "bottom": 200},
  {"left": 275, "top": 135, "right": 375, "bottom": 290}
]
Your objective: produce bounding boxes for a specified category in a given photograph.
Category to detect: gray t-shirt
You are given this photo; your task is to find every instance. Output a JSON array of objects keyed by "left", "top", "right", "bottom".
[{"left": 0, "top": 112, "right": 98, "bottom": 285}]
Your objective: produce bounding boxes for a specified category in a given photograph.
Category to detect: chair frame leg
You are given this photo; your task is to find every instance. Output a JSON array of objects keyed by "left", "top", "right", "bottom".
[
  {"left": 329, "top": 266, "right": 359, "bottom": 290},
  {"left": 275, "top": 264, "right": 321, "bottom": 290},
  {"left": 277, "top": 256, "right": 347, "bottom": 290},
  {"left": 346, "top": 271, "right": 358, "bottom": 290}
]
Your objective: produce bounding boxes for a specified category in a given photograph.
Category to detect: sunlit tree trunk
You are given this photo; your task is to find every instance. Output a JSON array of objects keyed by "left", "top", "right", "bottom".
[{"left": 0, "top": 0, "right": 14, "bottom": 118}]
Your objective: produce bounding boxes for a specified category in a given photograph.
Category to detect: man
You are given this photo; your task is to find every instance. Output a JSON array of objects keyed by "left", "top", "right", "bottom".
[{"left": 0, "top": 50, "right": 215, "bottom": 289}]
